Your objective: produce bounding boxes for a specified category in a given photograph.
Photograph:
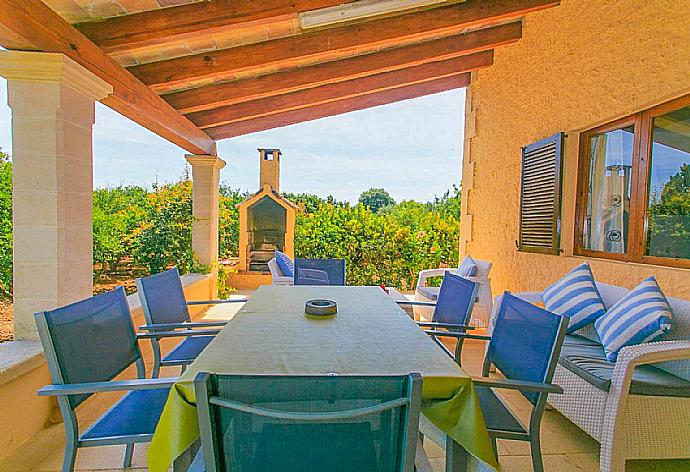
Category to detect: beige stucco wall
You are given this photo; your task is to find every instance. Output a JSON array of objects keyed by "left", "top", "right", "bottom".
[{"left": 461, "top": 0, "right": 690, "bottom": 299}]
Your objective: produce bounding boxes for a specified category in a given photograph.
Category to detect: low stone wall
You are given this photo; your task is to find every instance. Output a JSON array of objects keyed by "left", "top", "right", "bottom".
[{"left": 0, "top": 273, "right": 214, "bottom": 469}]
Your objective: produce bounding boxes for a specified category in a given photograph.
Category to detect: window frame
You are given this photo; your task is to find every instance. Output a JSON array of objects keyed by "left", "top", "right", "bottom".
[{"left": 574, "top": 94, "right": 690, "bottom": 269}]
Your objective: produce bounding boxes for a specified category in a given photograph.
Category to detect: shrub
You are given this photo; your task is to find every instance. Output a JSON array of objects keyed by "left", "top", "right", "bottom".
[{"left": 0, "top": 150, "right": 11, "bottom": 298}]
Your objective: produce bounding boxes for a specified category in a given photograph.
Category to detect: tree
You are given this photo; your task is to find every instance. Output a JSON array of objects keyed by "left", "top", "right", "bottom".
[
  {"left": 358, "top": 188, "right": 395, "bottom": 213},
  {"left": 0, "top": 150, "right": 11, "bottom": 298},
  {"left": 647, "top": 164, "right": 690, "bottom": 259}
]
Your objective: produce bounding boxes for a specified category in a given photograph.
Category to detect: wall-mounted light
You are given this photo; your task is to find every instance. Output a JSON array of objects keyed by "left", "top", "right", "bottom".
[{"left": 299, "top": 0, "right": 454, "bottom": 29}]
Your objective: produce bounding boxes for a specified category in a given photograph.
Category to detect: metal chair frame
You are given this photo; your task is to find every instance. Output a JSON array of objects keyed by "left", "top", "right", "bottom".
[
  {"left": 397, "top": 272, "right": 482, "bottom": 366},
  {"left": 192, "top": 373, "right": 423, "bottom": 472},
  {"left": 35, "top": 287, "right": 178, "bottom": 472},
  {"left": 136, "top": 267, "right": 247, "bottom": 377},
  {"left": 424, "top": 293, "right": 568, "bottom": 472},
  {"left": 293, "top": 258, "right": 346, "bottom": 286}
]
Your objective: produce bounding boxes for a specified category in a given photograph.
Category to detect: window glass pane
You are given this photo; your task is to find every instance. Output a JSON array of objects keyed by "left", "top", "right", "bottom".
[
  {"left": 646, "top": 105, "right": 690, "bottom": 260},
  {"left": 582, "top": 125, "right": 635, "bottom": 253}
]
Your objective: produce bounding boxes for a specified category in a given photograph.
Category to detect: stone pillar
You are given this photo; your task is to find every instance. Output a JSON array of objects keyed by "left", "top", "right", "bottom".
[
  {"left": 0, "top": 51, "right": 112, "bottom": 340},
  {"left": 185, "top": 154, "right": 226, "bottom": 298}
]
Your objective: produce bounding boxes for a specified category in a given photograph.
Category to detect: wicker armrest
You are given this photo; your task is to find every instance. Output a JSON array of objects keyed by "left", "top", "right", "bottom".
[{"left": 611, "top": 340, "right": 690, "bottom": 393}]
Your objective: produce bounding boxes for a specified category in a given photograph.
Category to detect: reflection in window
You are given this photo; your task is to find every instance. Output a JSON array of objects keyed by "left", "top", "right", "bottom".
[
  {"left": 583, "top": 126, "right": 635, "bottom": 253},
  {"left": 646, "top": 106, "right": 690, "bottom": 260}
]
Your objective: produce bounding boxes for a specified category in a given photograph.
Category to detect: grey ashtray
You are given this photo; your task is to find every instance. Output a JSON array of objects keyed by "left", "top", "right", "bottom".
[{"left": 305, "top": 299, "right": 337, "bottom": 317}]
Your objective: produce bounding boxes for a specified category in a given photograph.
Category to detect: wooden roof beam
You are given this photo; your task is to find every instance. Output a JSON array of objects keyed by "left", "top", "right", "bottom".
[
  {"left": 0, "top": 0, "right": 215, "bottom": 154},
  {"left": 76, "top": 1, "right": 355, "bottom": 54},
  {"left": 207, "top": 74, "right": 471, "bottom": 140},
  {"left": 166, "top": 22, "right": 520, "bottom": 114},
  {"left": 130, "top": 0, "right": 559, "bottom": 93},
  {"left": 189, "top": 51, "right": 492, "bottom": 129}
]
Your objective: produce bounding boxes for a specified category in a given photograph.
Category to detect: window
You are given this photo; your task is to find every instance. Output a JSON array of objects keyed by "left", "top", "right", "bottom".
[{"left": 576, "top": 95, "right": 690, "bottom": 268}]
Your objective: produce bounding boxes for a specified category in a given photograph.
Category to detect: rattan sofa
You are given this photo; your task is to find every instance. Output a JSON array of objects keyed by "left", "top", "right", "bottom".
[{"left": 492, "top": 283, "right": 690, "bottom": 472}]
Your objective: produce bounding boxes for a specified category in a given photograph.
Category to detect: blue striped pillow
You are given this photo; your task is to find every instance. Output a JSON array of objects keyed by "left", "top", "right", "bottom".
[
  {"left": 594, "top": 276, "right": 673, "bottom": 362},
  {"left": 543, "top": 263, "right": 606, "bottom": 333},
  {"left": 274, "top": 250, "right": 294, "bottom": 277}
]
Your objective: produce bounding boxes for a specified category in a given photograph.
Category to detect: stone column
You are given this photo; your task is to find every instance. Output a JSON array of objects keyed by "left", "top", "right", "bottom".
[
  {"left": 185, "top": 154, "right": 226, "bottom": 298},
  {"left": 0, "top": 51, "right": 112, "bottom": 340}
]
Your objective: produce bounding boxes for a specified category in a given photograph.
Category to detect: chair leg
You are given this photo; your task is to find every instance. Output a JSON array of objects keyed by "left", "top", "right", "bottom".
[
  {"left": 123, "top": 443, "right": 134, "bottom": 468},
  {"left": 530, "top": 437, "right": 544, "bottom": 472},
  {"left": 61, "top": 441, "right": 77, "bottom": 472},
  {"left": 151, "top": 341, "right": 162, "bottom": 379}
]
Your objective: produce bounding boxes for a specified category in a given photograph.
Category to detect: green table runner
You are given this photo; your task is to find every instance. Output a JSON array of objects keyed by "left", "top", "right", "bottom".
[{"left": 147, "top": 286, "right": 497, "bottom": 471}]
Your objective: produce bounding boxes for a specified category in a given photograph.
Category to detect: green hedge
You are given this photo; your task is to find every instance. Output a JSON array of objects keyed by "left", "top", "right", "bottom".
[{"left": 0, "top": 160, "right": 463, "bottom": 294}]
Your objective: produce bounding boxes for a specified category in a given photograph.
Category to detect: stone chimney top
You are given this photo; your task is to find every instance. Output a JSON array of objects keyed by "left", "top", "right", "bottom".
[{"left": 258, "top": 148, "right": 281, "bottom": 192}]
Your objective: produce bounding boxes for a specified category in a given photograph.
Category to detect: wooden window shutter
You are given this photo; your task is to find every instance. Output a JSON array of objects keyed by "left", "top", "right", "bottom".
[{"left": 518, "top": 132, "right": 564, "bottom": 254}]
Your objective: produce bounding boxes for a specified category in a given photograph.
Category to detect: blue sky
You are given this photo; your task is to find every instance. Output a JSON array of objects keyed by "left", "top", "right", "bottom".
[{"left": 0, "top": 78, "right": 464, "bottom": 203}]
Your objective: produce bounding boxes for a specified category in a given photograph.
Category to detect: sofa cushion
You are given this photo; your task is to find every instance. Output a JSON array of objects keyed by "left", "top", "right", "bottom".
[
  {"left": 543, "top": 263, "right": 607, "bottom": 333},
  {"left": 274, "top": 250, "right": 294, "bottom": 278},
  {"left": 558, "top": 335, "right": 690, "bottom": 397},
  {"left": 595, "top": 276, "right": 673, "bottom": 362},
  {"left": 455, "top": 256, "right": 479, "bottom": 277}
]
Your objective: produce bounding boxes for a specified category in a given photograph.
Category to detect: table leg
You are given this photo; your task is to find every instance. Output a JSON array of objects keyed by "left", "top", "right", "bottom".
[
  {"left": 173, "top": 439, "right": 200, "bottom": 472},
  {"left": 445, "top": 434, "right": 469, "bottom": 472}
]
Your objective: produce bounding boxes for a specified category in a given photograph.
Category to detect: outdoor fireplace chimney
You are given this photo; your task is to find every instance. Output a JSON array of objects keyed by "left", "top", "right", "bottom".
[
  {"left": 259, "top": 148, "right": 281, "bottom": 192},
  {"left": 237, "top": 148, "right": 297, "bottom": 273}
]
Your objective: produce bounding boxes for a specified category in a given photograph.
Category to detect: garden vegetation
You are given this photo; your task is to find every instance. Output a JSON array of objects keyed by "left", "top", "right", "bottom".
[{"left": 0, "top": 154, "right": 462, "bottom": 298}]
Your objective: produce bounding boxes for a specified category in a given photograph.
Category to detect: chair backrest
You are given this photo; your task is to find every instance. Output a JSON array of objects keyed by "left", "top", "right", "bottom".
[
  {"left": 432, "top": 272, "right": 478, "bottom": 325},
  {"left": 34, "top": 287, "right": 142, "bottom": 409},
  {"left": 136, "top": 267, "right": 191, "bottom": 325},
  {"left": 294, "top": 258, "right": 346, "bottom": 286},
  {"left": 194, "top": 373, "right": 422, "bottom": 472},
  {"left": 486, "top": 292, "right": 568, "bottom": 406}
]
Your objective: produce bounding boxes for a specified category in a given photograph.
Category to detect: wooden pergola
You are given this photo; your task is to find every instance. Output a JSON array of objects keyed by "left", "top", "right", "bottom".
[
  {"left": 1, "top": 0, "right": 557, "bottom": 153},
  {"left": 0, "top": 0, "right": 559, "bottom": 341}
]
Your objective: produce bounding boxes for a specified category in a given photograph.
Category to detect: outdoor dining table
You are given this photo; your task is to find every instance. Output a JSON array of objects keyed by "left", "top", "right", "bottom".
[{"left": 147, "top": 285, "right": 498, "bottom": 472}]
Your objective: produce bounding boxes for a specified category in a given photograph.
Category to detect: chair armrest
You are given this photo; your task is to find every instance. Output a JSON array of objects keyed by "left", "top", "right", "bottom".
[
  {"left": 512, "top": 291, "right": 544, "bottom": 304},
  {"left": 425, "top": 330, "right": 491, "bottom": 341},
  {"left": 139, "top": 321, "right": 227, "bottom": 331},
  {"left": 611, "top": 340, "right": 690, "bottom": 393},
  {"left": 137, "top": 329, "right": 220, "bottom": 339},
  {"left": 187, "top": 297, "right": 248, "bottom": 305},
  {"left": 38, "top": 377, "right": 178, "bottom": 396},
  {"left": 417, "top": 322, "right": 474, "bottom": 330},
  {"left": 416, "top": 268, "right": 450, "bottom": 289},
  {"left": 396, "top": 300, "right": 437, "bottom": 307},
  {"left": 472, "top": 377, "right": 563, "bottom": 394}
]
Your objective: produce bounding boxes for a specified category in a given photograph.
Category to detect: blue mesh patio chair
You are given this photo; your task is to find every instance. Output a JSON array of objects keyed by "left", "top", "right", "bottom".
[
  {"left": 397, "top": 272, "right": 483, "bottom": 366},
  {"left": 425, "top": 292, "right": 568, "bottom": 472},
  {"left": 34, "top": 287, "right": 178, "bottom": 472},
  {"left": 188, "top": 373, "right": 423, "bottom": 472},
  {"left": 294, "top": 258, "right": 346, "bottom": 286},
  {"left": 136, "top": 267, "right": 248, "bottom": 377}
]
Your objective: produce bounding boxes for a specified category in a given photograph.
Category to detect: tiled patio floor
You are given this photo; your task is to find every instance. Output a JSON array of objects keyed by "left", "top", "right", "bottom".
[{"left": 21, "top": 295, "right": 690, "bottom": 472}]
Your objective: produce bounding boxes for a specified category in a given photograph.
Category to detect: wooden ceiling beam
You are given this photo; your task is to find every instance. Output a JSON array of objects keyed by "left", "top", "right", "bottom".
[
  {"left": 166, "top": 22, "right": 520, "bottom": 114},
  {"left": 206, "top": 73, "right": 471, "bottom": 140},
  {"left": 130, "top": 0, "right": 558, "bottom": 93},
  {"left": 0, "top": 0, "right": 215, "bottom": 154},
  {"left": 76, "top": 0, "right": 354, "bottom": 54},
  {"left": 189, "top": 51, "right": 492, "bottom": 129}
]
